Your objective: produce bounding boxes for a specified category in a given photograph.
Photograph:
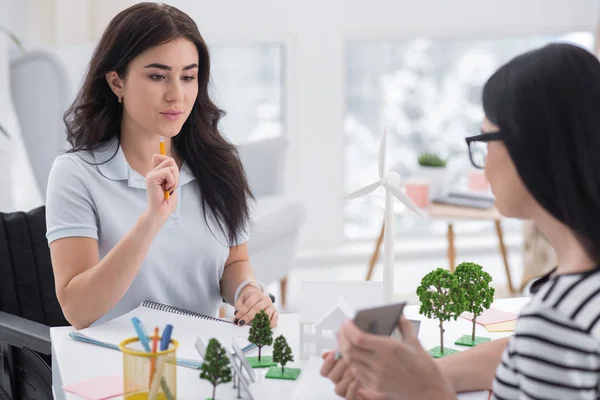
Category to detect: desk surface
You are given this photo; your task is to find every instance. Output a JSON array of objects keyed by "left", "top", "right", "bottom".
[{"left": 52, "top": 297, "right": 529, "bottom": 400}]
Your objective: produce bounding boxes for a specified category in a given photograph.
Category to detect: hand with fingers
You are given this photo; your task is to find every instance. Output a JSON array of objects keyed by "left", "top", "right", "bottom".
[
  {"left": 320, "top": 351, "right": 382, "bottom": 400},
  {"left": 337, "top": 316, "right": 456, "bottom": 400},
  {"left": 144, "top": 153, "right": 179, "bottom": 222},
  {"left": 233, "top": 286, "right": 279, "bottom": 328}
]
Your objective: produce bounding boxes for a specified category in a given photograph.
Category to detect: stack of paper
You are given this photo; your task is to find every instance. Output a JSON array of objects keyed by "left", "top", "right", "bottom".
[{"left": 460, "top": 308, "right": 518, "bottom": 333}]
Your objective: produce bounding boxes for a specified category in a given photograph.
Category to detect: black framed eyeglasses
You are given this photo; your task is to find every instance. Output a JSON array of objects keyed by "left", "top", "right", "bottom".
[{"left": 465, "top": 132, "right": 503, "bottom": 169}]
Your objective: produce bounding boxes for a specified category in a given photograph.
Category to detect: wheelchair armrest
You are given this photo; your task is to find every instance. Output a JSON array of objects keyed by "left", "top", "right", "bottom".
[{"left": 0, "top": 311, "right": 51, "bottom": 355}]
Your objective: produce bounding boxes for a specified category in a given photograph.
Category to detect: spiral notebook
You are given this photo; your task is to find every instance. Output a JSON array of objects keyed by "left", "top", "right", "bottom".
[
  {"left": 140, "top": 300, "right": 233, "bottom": 322},
  {"left": 74, "top": 300, "right": 253, "bottom": 368}
]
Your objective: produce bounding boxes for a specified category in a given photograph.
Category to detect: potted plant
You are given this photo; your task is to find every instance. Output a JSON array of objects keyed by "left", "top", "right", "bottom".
[
  {"left": 417, "top": 268, "right": 466, "bottom": 358},
  {"left": 417, "top": 152, "right": 448, "bottom": 200},
  {"left": 200, "top": 338, "right": 232, "bottom": 400}
]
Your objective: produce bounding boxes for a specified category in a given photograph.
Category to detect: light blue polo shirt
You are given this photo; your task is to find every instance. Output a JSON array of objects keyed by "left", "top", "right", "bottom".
[{"left": 45, "top": 138, "right": 249, "bottom": 326}]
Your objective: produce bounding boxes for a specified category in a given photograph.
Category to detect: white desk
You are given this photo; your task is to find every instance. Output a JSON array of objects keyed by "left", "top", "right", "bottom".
[{"left": 51, "top": 297, "right": 530, "bottom": 399}]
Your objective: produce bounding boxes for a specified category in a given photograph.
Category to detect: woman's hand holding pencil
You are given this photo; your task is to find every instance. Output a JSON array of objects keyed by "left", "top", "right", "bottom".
[{"left": 143, "top": 136, "right": 179, "bottom": 221}]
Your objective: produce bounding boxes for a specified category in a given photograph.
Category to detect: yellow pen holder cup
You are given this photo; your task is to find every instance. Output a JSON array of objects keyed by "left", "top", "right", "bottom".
[{"left": 119, "top": 337, "right": 178, "bottom": 400}]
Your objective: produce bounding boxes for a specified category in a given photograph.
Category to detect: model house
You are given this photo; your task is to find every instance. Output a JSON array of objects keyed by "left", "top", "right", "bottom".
[
  {"left": 300, "top": 297, "right": 354, "bottom": 358},
  {"left": 299, "top": 281, "right": 384, "bottom": 359}
]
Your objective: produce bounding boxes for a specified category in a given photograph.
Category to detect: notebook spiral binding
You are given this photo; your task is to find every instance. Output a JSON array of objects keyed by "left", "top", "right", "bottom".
[{"left": 142, "top": 300, "right": 229, "bottom": 324}]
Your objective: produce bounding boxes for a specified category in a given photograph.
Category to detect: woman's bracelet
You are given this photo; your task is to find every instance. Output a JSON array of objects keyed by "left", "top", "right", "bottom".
[{"left": 233, "top": 279, "right": 267, "bottom": 304}]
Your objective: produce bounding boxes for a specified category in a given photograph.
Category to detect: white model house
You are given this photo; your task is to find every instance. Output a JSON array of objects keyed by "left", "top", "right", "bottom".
[
  {"left": 300, "top": 297, "right": 354, "bottom": 359},
  {"left": 299, "top": 281, "right": 384, "bottom": 359}
]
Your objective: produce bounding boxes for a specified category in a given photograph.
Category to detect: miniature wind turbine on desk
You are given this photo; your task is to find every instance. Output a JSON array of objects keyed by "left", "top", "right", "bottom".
[{"left": 346, "top": 127, "right": 425, "bottom": 302}]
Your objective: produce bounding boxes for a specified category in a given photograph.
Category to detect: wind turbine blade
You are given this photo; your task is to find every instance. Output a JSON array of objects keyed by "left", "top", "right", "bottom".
[
  {"left": 346, "top": 181, "right": 381, "bottom": 199},
  {"left": 384, "top": 182, "right": 426, "bottom": 217},
  {"left": 378, "top": 126, "right": 387, "bottom": 178}
]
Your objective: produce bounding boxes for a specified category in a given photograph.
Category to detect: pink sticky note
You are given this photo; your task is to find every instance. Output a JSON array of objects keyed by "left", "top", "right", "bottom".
[
  {"left": 63, "top": 376, "right": 127, "bottom": 400},
  {"left": 461, "top": 308, "right": 517, "bottom": 326}
]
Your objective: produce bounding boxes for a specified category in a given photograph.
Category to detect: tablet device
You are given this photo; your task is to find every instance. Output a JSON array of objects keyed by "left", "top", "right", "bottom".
[
  {"left": 353, "top": 302, "right": 406, "bottom": 335},
  {"left": 333, "top": 302, "right": 406, "bottom": 360}
]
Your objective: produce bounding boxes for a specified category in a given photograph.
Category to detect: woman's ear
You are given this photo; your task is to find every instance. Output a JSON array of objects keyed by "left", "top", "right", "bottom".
[{"left": 105, "top": 71, "right": 124, "bottom": 101}]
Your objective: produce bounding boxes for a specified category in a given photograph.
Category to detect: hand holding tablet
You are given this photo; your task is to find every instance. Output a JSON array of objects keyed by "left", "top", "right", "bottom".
[{"left": 334, "top": 302, "right": 406, "bottom": 359}]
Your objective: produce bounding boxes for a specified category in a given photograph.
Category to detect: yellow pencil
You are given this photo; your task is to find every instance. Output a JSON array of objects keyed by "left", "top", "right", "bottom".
[{"left": 159, "top": 136, "right": 170, "bottom": 200}]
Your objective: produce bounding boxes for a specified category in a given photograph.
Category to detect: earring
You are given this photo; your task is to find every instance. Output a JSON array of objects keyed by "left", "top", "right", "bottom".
[{"left": 118, "top": 95, "right": 122, "bottom": 103}]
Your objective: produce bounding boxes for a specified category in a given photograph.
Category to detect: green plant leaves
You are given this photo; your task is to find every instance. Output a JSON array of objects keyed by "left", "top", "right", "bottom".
[
  {"left": 248, "top": 309, "right": 274, "bottom": 348},
  {"left": 417, "top": 268, "right": 466, "bottom": 322},
  {"left": 200, "top": 338, "right": 232, "bottom": 387},
  {"left": 272, "top": 335, "right": 293, "bottom": 369},
  {"left": 454, "top": 262, "right": 495, "bottom": 317},
  {"left": 417, "top": 152, "right": 447, "bottom": 167}
]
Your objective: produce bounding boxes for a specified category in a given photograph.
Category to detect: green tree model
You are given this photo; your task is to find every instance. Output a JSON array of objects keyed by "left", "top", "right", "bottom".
[
  {"left": 455, "top": 262, "right": 495, "bottom": 341},
  {"left": 248, "top": 309, "right": 273, "bottom": 361},
  {"left": 417, "top": 268, "right": 466, "bottom": 353},
  {"left": 272, "top": 335, "right": 294, "bottom": 374},
  {"left": 200, "top": 338, "right": 232, "bottom": 400}
]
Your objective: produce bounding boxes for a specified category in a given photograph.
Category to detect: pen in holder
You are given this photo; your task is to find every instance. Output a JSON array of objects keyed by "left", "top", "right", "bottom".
[{"left": 119, "top": 337, "right": 178, "bottom": 400}]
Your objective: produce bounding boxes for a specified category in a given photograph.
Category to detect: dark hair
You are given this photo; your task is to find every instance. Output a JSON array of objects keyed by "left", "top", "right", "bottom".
[
  {"left": 482, "top": 42, "right": 600, "bottom": 255},
  {"left": 63, "top": 2, "right": 253, "bottom": 244}
]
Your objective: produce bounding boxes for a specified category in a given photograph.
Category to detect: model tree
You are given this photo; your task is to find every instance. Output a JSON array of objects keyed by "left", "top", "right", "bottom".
[
  {"left": 417, "top": 268, "right": 466, "bottom": 358},
  {"left": 454, "top": 262, "right": 495, "bottom": 347},
  {"left": 273, "top": 335, "right": 293, "bottom": 374},
  {"left": 266, "top": 335, "right": 301, "bottom": 380},
  {"left": 247, "top": 309, "right": 276, "bottom": 368},
  {"left": 200, "top": 338, "right": 232, "bottom": 400}
]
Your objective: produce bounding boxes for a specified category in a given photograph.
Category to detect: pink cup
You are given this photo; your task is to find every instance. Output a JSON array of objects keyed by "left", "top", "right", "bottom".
[
  {"left": 468, "top": 170, "right": 490, "bottom": 192},
  {"left": 405, "top": 181, "right": 430, "bottom": 209}
]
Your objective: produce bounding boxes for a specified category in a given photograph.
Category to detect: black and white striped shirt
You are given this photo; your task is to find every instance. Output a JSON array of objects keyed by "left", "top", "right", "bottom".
[{"left": 492, "top": 268, "right": 600, "bottom": 399}]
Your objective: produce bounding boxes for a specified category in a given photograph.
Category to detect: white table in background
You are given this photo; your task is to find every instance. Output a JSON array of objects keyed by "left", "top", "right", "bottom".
[{"left": 51, "top": 297, "right": 530, "bottom": 399}]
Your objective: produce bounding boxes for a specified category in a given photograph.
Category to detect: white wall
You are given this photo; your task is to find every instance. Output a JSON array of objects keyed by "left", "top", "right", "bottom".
[
  {"left": 0, "top": 0, "right": 46, "bottom": 212},
  {"left": 5, "top": 0, "right": 600, "bottom": 248}
]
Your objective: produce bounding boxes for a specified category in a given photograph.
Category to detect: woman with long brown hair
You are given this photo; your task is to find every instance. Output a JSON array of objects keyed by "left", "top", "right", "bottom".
[
  {"left": 45, "top": 2, "right": 276, "bottom": 329},
  {"left": 323, "top": 42, "right": 600, "bottom": 400}
]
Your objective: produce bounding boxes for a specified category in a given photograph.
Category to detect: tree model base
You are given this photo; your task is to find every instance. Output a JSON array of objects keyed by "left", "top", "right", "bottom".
[
  {"left": 247, "top": 356, "right": 277, "bottom": 368},
  {"left": 428, "top": 346, "right": 459, "bottom": 358},
  {"left": 265, "top": 366, "right": 302, "bottom": 380},
  {"left": 454, "top": 335, "right": 491, "bottom": 347}
]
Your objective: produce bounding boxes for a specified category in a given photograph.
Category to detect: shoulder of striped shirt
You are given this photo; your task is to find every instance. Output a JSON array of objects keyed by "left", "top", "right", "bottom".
[
  {"left": 531, "top": 270, "right": 600, "bottom": 335},
  {"left": 507, "top": 304, "right": 600, "bottom": 370},
  {"left": 493, "top": 316, "right": 600, "bottom": 400},
  {"left": 492, "top": 285, "right": 600, "bottom": 400}
]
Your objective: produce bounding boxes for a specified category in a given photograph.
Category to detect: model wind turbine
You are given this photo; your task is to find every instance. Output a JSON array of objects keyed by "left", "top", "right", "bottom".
[{"left": 346, "top": 127, "right": 425, "bottom": 302}]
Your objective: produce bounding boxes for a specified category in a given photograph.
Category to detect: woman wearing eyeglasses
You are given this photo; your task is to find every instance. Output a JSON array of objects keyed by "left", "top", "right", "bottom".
[{"left": 321, "top": 42, "right": 600, "bottom": 399}]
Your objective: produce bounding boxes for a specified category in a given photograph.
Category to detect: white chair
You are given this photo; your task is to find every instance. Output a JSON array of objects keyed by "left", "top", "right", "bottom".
[{"left": 9, "top": 45, "right": 306, "bottom": 307}]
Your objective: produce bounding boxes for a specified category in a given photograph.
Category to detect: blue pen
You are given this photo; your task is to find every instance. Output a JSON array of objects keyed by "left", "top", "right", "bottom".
[
  {"left": 160, "top": 324, "right": 173, "bottom": 351},
  {"left": 131, "top": 317, "right": 151, "bottom": 351}
]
